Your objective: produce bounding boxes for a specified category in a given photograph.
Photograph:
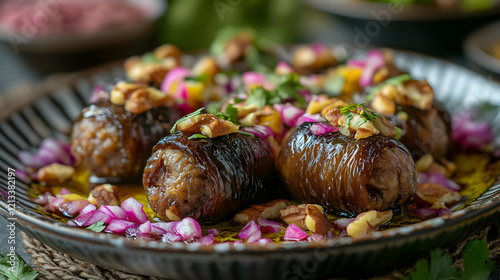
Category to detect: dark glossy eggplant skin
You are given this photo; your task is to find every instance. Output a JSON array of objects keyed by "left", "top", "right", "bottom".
[
  {"left": 143, "top": 132, "right": 276, "bottom": 223},
  {"left": 392, "top": 102, "right": 452, "bottom": 160},
  {"left": 70, "top": 100, "right": 178, "bottom": 183},
  {"left": 278, "top": 123, "right": 417, "bottom": 215}
]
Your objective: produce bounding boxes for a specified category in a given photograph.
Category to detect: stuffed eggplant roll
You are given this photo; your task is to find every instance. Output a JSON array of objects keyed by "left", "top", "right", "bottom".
[
  {"left": 143, "top": 131, "right": 276, "bottom": 223},
  {"left": 71, "top": 100, "right": 177, "bottom": 182},
  {"left": 278, "top": 122, "right": 417, "bottom": 214}
]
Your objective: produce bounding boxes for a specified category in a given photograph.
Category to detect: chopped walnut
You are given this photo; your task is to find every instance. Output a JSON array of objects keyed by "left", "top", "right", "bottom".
[
  {"left": 416, "top": 154, "right": 434, "bottom": 172},
  {"left": 415, "top": 183, "right": 461, "bottom": 208},
  {"left": 88, "top": 184, "right": 120, "bottom": 207},
  {"left": 396, "top": 80, "right": 434, "bottom": 110},
  {"left": 124, "top": 44, "right": 181, "bottom": 86},
  {"left": 325, "top": 106, "right": 397, "bottom": 139},
  {"left": 234, "top": 199, "right": 290, "bottom": 224},
  {"left": 192, "top": 56, "right": 220, "bottom": 80},
  {"left": 110, "top": 82, "right": 172, "bottom": 114},
  {"left": 305, "top": 205, "right": 330, "bottom": 235},
  {"left": 371, "top": 86, "right": 397, "bottom": 116},
  {"left": 280, "top": 204, "right": 324, "bottom": 230},
  {"left": 346, "top": 210, "right": 393, "bottom": 238},
  {"left": 37, "top": 163, "right": 75, "bottom": 185},
  {"left": 292, "top": 44, "right": 337, "bottom": 74},
  {"left": 225, "top": 32, "right": 254, "bottom": 64},
  {"left": 177, "top": 114, "right": 239, "bottom": 138}
]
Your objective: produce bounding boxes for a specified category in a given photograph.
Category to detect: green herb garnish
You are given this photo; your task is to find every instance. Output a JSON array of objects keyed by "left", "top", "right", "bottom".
[
  {"left": 405, "top": 239, "right": 494, "bottom": 280},
  {"left": 234, "top": 131, "right": 255, "bottom": 137},
  {"left": 188, "top": 134, "right": 209, "bottom": 140},
  {"left": 141, "top": 52, "right": 161, "bottom": 64},
  {"left": 215, "top": 104, "right": 239, "bottom": 124},
  {"left": 170, "top": 108, "right": 205, "bottom": 133},
  {"left": 367, "top": 74, "right": 412, "bottom": 102},
  {"left": 245, "top": 73, "right": 307, "bottom": 109},
  {"left": 324, "top": 75, "right": 345, "bottom": 97},
  {"left": 184, "top": 73, "right": 209, "bottom": 83},
  {"left": 0, "top": 252, "right": 38, "bottom": 280},
  {"left": 87, "top": 221, "right": 106, "bottom": 233},
  {"left": 395, "top": 127, "right": 402, "bottom": 140}
]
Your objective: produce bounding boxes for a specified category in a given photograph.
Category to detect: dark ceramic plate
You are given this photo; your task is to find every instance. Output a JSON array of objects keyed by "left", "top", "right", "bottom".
[{"left": 1, "top": 50, "right": 500, "bottom": 280}]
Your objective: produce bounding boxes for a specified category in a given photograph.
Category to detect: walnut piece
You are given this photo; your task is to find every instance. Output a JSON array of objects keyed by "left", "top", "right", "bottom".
[
  {"left": 37, "top": 163, "right": 75, "bottom": 185},
  {"left": 346, "top": 210, "right": 393, "bottom": 238},
  {"left": 88, "top": 184, "right": 120, "bottom": 207},
  {"left": 292, "top": 44, "right": 337, "bottom": 73},
  {"left": 192, "top": 56, "right": 220, "bottom": 80},
  {"left": 177, "top": 114, "right": 239, "bottom": 138},
  {"left": 234, "top": 199, "right": 290, "bottom": 224},
  {"left": 415, "top": 183, "right": 461, "bottom": 208},
  {"left": 280, "top": 204, "right": 324, "bottom": 230},
  {"left": 111, "top": 82, "right": 172, "bottom": 114},
  {"left": 305, "top": 205, "right": 330, "bottom": 235}
]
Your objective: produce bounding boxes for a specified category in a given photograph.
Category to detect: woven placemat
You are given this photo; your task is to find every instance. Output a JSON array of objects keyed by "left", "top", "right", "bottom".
[{"left": 22, "top": 224, "right": 500, "bottom": 280}]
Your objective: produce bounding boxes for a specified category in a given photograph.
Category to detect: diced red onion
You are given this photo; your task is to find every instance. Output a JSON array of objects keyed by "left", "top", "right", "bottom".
[
  {"left": 67, "top": 220, "right": 78, "bottom": 227},
  {"left": 59, "top": 199, "right": 90, "bottom": 217},
  {"left": 242, "top": 72, "right": 266, "bottom": 87},
  {"left": 58, "top": 188, "right": 71, "bottom": 196},
  {"left": 138, "top": 221, "right": 151, "bottom": 235},
  {"left": 208, "top": 228, "right": 220, "bottom": 237},
  {"left": 359, "top": 49, "right": 385, "bottom": 87},
  {"left": 257, "top": 238, "right": 273, "bottom": 245},
  {"left": 452, "top": 109, "right": 494, "bottom": 152},
  {"left": 276, "top": 61, "right": 294, "bottom": 75},
  {"left": 161, "top": 67, "right": 190, "bottom": 96},
  {"left": 299, "top": 75, "right": 319, "bottom": 89},
  {"left": 44, "top": 197, "right": 66, "bottom": 212},
  {"left": 151, "top": 221, "right": 178, "bottom": 236},
  {"left": 72, "top": 211, "right": 94, "bottom": 227},
  {"left": 308, "top": 234, "right": 327, "bottom": 242},
  {"left": 300, "top": 89, "right": 312, "bottom": 103},
  {"left": 414, "top": 207, "right": 452, "bottom": 219},
  {"left": 162, "top": 232, "right": 182, "bottom": 243},
  {"left": 97, "top": 205, "right": 126, "bottom": 220},
  {"left": 198, "top": 234, "right": 214, "bottom": 245},
  {"left": 105, "top": 220, "right": 137, "bottom": 234},
  {"left": 257, "top": 218, "right": 283, "bottom": 234},
  {"left": 121, "top": 197, "right": 149, "bottom": 224},
  {"left": 15, "top": 170, "right": 28, "bottom": 182},
  {"left": 126, "top": 227, "right": 140, "bottom": 238},
  {"left": 311, "top": 43, "right": 326, "bottom": 56},
  {"left": 419, "top": 172, "right": 460, "bottom": 191},
  {"left": 309, "top": 123, "right": 339, "bottom": 136},
  {"left": 33, "top": 192, "right": 54, "bottom": 206},
  {"left": 233, "top": 240, "right": 243, "bottom": 245},
  {"left": 332, "top": 218, "right": 354, "bottom": 231},
  {"left": 174, "top": 217, "right": 202, "bottom": 241},
  {"left": 89, "top": 85, "right": 110, "bottom": 104},
  {"left": 284, "top": 223, "right": 309, "bottom": 241},
  {"left": 347, "top": 60, "right": 366, "bottom": 69},
  {"left": 295, "top": 113, "right": 325, "bottom": 126},
  {"left": 18, "top": 138, "right": 75, "bottom": 169},
  {"left": 82, "top": 211, "right": 113, "bottom": 227},
  {"left": 80, "top": 204, "right": 96, "bottom": 215},
  {"left": 240, "top": 125, "right": 276, "bottom": 138},
  {"left": 273, "top": 103, "right": 305, "bottom": 128},
  {"left": 238, "top": 220, "right": 261, "bottom": 243}
]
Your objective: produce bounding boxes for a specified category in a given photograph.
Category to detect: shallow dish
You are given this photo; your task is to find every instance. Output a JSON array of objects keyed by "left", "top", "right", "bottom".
[
  {"left": 464, "top": 21, "right": 500, "bottom": 77},
  {"left": 1, "top": 50, "right": 500, "bottom": 280}
]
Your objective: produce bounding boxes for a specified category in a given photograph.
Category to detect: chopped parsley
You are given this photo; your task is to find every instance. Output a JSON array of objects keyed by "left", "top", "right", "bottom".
[
  {"left": 245, "top": 73, "right": 307, "bottom": 108},
  {"left": 0, "top": 252, "right": 38, "bottom": 280},
  {"left": 188, "top": 134, "right": 209, "bottom": 140},
  {"left": 340, "top": 103, "right": 381, "bottom": 127},
  {"left": 366, "top": 74, "right": 412, "bottom": 102},
  {"left": 87, "top": 221, "right": 106, "bottom": 233},
  {"left": 170, "top": 108, "right": 205, "bottom": 133},
  {"left": 395, "top": 127, "right": 402, "bottom": 140},
  {"left": 214, "top": 104, "right": 239, "bottom": 125}
]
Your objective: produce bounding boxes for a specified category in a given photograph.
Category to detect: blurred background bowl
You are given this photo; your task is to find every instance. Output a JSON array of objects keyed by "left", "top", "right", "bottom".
[
  {"left": 305, "top": 0, "right": 500, "bottom": 55},
  {"left": 0, "top": 0, "right": 166, "bottom": 73},
  {"left": 464, "top": 21, "right": 500, "bottom": 78}
]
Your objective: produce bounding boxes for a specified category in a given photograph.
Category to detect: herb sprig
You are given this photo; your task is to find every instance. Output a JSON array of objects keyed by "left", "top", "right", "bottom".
[
  {"left": 0, "top": 252, "right": 38, "bottom": 280},
  {"left": 339, "top": 103, "right": 381, "bottom": 126},
  {"left": 87, "top": 221, "right": 106, "bottom": 233},
  {"left": 245, "top": 73, "right": 307, "bottom": 108},
  {"left": 405, "top": 239, "right": 494, "bottom": 280},
  {"left": 366, "top": 74, "right": 412, "bottom": 102}
]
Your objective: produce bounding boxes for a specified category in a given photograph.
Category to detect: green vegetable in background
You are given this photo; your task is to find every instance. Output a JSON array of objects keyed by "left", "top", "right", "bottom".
[
  {"left": 406, "top": 239, "right": 495, "bottom": 280},
  {"left": 0, "top": 252, "right": 38, "bottom": 280}
]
